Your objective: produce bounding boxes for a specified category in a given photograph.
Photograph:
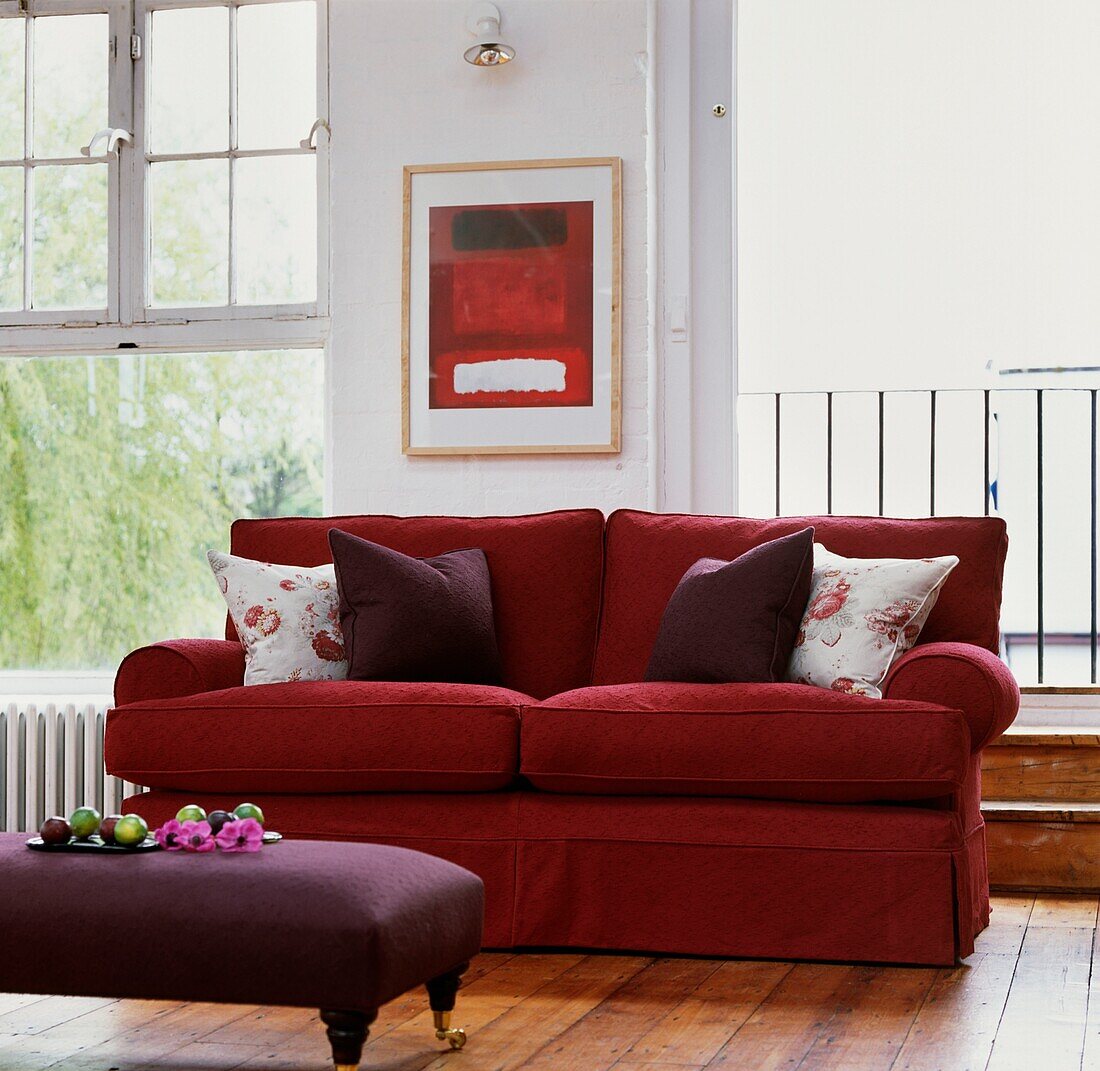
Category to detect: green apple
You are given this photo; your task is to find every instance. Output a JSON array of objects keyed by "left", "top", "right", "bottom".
[
  {"left": 113, "top": 813, "right": 148, "bottom": 847},
  {"left": 69, "top": 806, "right": 101, "bottom": 840},
  {"left": 233, "top": 802, "right": 265, "bottom": 826},
  {"left": 175, "top": 804, "right": 207, "bottom": 823},
  {"left": 99, "top": 814, "right": 123, "bottom": 844}
]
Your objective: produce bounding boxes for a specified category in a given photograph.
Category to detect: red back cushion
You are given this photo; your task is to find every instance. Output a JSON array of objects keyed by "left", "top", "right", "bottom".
[
  {"left": 594, "top": 510, "right": 1008, "bottom": 686},
  {"left": 230, "top": 510, "right": 605, "bottom": 699}
]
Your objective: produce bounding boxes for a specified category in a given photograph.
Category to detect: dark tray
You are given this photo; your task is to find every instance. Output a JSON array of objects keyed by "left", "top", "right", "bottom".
[
  {"left": 26, "top": 830, "right": 283, "bottom": 853},
  {"left": 26, "top": 835, "right": 158, "bottom": 853}
]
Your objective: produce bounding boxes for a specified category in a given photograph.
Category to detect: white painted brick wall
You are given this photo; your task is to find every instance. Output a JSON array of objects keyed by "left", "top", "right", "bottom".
[{"left": 327, "top": 0, "right": 651, "bottom": 517}]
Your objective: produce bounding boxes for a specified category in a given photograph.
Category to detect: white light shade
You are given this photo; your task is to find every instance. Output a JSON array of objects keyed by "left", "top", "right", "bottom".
[{"left": 464, "top": 2, "right": 515, "bottom": 66}]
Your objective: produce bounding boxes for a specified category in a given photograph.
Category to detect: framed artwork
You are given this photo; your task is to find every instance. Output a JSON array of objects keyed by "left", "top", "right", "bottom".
[{"left": 402, "top": 157, "right": 622, "bottom": 454}]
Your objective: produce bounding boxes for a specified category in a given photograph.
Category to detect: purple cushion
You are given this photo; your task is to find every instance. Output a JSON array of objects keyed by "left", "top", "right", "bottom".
[
  {"left": 329, "top": 528, "right": 503, "bottom": 684},
  {"left": 645, "top": 527, "right": 815, "bottom": 684}
]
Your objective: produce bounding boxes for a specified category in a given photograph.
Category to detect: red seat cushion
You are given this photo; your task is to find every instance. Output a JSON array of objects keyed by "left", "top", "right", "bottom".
[
  {"left": 594, "top": 510, "right": 1008, "bottom": 685},
  {"left": 228, "top": 510, "right": 605, "bottom": 699},
  {"left": 521, "top": 682, "right": 970, "bottom": 803},
  {"left": 106, "top": 680, "right": 528, "bottom": 793}
]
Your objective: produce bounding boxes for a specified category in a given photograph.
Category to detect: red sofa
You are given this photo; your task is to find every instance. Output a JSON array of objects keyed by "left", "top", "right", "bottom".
[{"left": 107, "top": 509, "right": 1018, "bottom": 966}]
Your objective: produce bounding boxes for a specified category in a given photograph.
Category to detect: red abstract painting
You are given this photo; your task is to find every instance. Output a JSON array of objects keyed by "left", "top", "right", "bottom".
[{"left": 428, "top": 200, "right": 594, "bottom": 409}]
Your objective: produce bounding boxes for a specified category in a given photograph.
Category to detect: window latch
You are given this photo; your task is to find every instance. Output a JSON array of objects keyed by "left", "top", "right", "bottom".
[
  {"left": 81, "top": 128, "right": 133, "bottom": 157},
  {"left": 300, "top": 118, "right": 331, "bottom": 150}
]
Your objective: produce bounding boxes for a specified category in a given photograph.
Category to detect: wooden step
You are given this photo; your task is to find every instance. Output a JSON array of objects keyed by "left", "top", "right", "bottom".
[
  {"left": 981, "top": 727, "right": 1100, "bottom": 801},
  {"left": 983, "top": 801, "right": 1100, "bottom": 822},
  {"left": 983, "top": 800, "right": 1100, "bottom": 892}
]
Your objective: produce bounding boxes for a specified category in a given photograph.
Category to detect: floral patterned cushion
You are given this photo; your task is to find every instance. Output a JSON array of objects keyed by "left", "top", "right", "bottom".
[
  {"left": 207, "top": 551, "right": 348, "bottom": 686},
  {"left": 787, "top": 545, "right": 958, "bottom": 698}
]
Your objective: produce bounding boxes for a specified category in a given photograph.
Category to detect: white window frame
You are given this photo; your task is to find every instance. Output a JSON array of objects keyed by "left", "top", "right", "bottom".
[
  {"left": 0, "top": 0, "right": 329, "bottom": 356},
  {"left": 0, "top": 0, "right": 121, "bottom": 329}
]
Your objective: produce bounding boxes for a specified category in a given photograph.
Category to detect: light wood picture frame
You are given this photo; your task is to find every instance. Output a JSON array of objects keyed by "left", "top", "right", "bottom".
[{"left": 402, "top": 157, "right": 622, "bottom": 455}]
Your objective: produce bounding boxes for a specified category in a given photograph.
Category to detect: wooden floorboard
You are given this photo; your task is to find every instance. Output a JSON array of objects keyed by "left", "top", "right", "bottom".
[
  {"left": 984, "top": 895, "right": 1098, "bottom": 1071},
  {"left": 704, "top": 962, "right": 867, "bottom": 1071},
  {"left": 1080, "top": 921, "right": 1100, "bottom": 1071},
  {"left": 517, "top": 957, "right": 719, "bottom": 1071},
  {"left": 619, "top": 959, "right": 791, "bottom": 1067},
  {"left": 891, "top": 952, "right": 1019, "bottom": 1071},
  {"left": 792, "top": 966, "right": 937, "bottom": 1070},
  {"left": 3, "top": 894, "right": 1100, "bottom": 1071}
]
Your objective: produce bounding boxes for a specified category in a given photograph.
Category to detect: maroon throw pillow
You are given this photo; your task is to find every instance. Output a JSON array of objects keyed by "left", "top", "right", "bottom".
[
  {"left": 645, "top": 527, "right": 815, "bottom": 684},
  {"left": 328, "top": 529, "right": 503, "bottom": 685}
]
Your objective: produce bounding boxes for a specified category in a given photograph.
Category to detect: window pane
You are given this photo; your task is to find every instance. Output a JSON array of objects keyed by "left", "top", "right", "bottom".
[
  {"left": 0, "top": 350, "right": 324, "bottom": 672},
  {"left": 33, "top": 164, "right": 107, "bottom": 309},
  {"left": 0, "top": 19, "right": 24, "bottom": 160},
  {"left": 149, "top": 7, "right": 229, "bottom": 154},
  {"left": 33, "top": 14, "right": 107, "bottom": 160},
  {"left": 0, "top": 168, "right": 22, "bottom": 309},
  {"left": 237, "top": 1, "right": 316, "bottom": 150},
  {"left": 150, "top": 159, "right": 229, "bottom": 306},
  {"left": 235, "top": 155, "right": 316, "bottom": 305}
]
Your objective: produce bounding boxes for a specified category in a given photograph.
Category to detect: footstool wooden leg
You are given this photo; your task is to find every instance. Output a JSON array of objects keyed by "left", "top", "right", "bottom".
[
  {"left": 321, "top": 1008, "right": 377, "bottom": 1071},
  {"left": 427, "top": 962, "right": 469, "bottom": 1050}
]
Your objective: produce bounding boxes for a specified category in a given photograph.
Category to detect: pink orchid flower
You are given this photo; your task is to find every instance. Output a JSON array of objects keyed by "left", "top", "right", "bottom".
[
  {"left": 214, "top": 818, "right": 264, "bottom": 853},
  {"left": 154, "top": 818, "right": 185, "bottom": 851},
  {"left": 178, "top": 819, "right": 216, "bottom": 853}
]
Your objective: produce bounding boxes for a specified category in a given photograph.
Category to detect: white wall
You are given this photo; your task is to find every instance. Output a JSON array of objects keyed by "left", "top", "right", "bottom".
[
  {"left": 326, "top": 0, "right": 651, "bottom": 516},
  {"left": 738, "top": 0, "right": 1100, "bottom": 394}
]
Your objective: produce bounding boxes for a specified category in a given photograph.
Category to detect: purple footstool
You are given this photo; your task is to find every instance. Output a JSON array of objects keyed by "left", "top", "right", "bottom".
[{"left": 0, "top": 835, "right": 483, "bottom": 1070}]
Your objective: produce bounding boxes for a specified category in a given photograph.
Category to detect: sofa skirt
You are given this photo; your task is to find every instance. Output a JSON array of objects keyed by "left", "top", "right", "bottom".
[{"left": 125, "top": 789, "right": 984, "bottom": 965}]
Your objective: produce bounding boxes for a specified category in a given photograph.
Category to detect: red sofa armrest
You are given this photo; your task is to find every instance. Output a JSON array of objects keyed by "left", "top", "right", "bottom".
[
  {"left": 114, "top": 639, "right": 245, "bottom": 707},
  {"left": 882, "top": 642, "right": 1019, "bottom": 752}
]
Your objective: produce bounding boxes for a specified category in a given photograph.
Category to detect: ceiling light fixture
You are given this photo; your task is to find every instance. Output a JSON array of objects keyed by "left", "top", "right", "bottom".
[{"left": 464, "top": 2, "right": 515, "bottom": 67}]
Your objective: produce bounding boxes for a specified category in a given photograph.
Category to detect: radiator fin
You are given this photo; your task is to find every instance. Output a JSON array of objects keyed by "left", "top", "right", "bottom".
[{"left": 1, "top": 703, "right": 141, "bottom": 833}]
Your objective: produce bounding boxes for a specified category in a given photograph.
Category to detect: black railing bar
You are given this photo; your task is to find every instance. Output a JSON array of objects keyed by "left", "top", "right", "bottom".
[
  {"left": 1037, "top": 389, "right": 1045, "bottom": 685},
  {"left": 929, "top": 390, "right": 937, "bottom": 517},
  {"left": 1004, "top": 631, "right": 1100, "bottom": 643},
  {"left": 1092, "top": 389, "right": 1097, "bottom": 685},
  {"left": 983, "top": 389, "right": 990, "bottom": 517},
  {"left": 774, "top": 393, "right": 781, "bottom": 518},
  {"left": 826, "top": 391, "right": 834, "bottom": 515},
  {"left": 878, "top": 392, "right": 885, "bottom": 517}
]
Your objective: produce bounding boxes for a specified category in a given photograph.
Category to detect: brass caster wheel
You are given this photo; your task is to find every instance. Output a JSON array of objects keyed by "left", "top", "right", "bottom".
[
  {"left": 436, "top": 1026, "right": 467, "bottom": 1050},
  {"left": 433, "top": 1010, "right": 467, "bottom": 1050}
]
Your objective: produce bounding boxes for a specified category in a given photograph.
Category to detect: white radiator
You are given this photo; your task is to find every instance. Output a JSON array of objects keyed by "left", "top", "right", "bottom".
[{"left": 1, "top": 703, "right": 143, "bottom": 833}]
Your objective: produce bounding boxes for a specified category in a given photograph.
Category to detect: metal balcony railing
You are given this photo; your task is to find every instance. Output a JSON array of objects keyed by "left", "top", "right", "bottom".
[{"left": 738, "top": 387, "right": 1100, "bottom": 690}]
